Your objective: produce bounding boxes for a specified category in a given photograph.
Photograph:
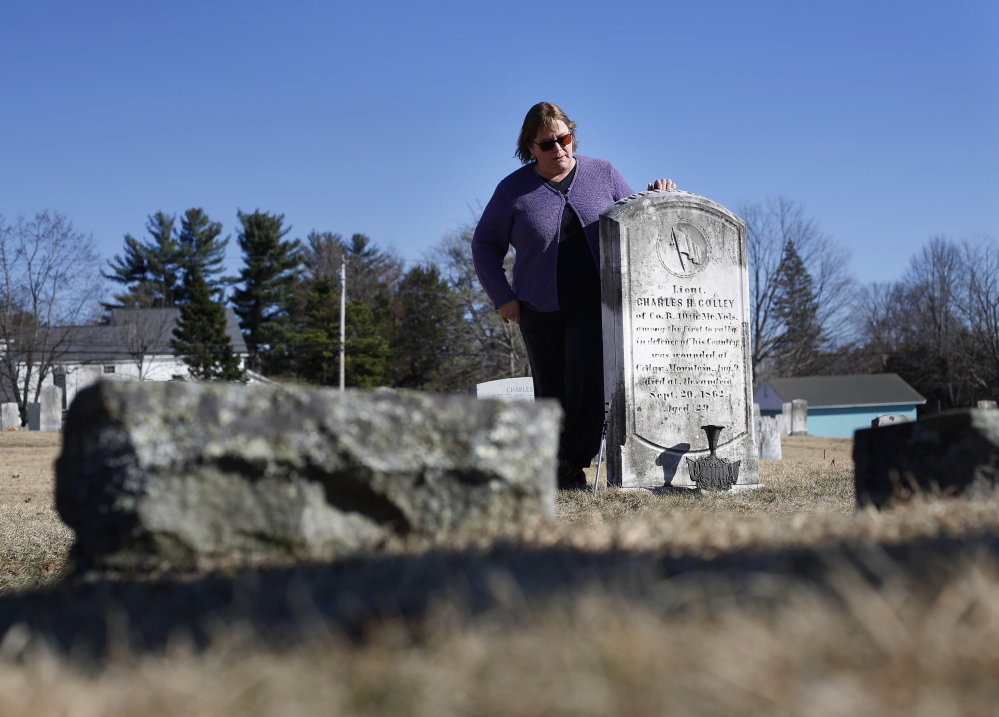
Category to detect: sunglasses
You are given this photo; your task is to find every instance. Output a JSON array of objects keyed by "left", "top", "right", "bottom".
[{"left": 534, "top": 133, "right": 573, "bottom": 152}]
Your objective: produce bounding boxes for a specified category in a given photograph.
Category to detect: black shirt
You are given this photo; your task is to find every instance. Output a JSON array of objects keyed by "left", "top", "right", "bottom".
[{"left": 546, "top": 164, "right": 601, "bottom": 315}]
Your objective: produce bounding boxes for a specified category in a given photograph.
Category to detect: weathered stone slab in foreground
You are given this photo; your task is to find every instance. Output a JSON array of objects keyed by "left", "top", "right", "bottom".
[
  {"left": 56, "top": 381, "right": 561, "bottom": 570},
  {"left": 855, "top": 409, "right": 999, "bottom": 508}
]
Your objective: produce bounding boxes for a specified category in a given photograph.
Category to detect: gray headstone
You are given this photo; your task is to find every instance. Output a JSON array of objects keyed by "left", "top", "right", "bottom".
[
  {"left": 791, "top": 399, "right": 808, "bottom": 436},
  {"left": 27, "top": 403, "right": 40, "bottom": 431},
  {"left": 56, "top": 381, "right": 562, "bottom": 570},
  {"left": 472, "top": 377, "right": 535, "bottom": 402},
  {"left": 856, "top": 409, "right": 999, "bottom": 508},
  {"left": 0, "top": 403, "right": 19, "bottom": 430},
  {"left": 757, "top": 416, "right": 782, "bottom": 460},
  {"left": 779, "top": 402, "right": 793, "bottom": 437},
  {"left": 600, "top": 190, "right": 759, "bottom": 488},
  {"left": 977, "top": 400, "right": 997, "bottom": 409},
  {"left": 871, "top": 413, "right": 913, "bottom": 428},
  {"left": 39, "top": 385, "right": 62, "bottom": 431}
]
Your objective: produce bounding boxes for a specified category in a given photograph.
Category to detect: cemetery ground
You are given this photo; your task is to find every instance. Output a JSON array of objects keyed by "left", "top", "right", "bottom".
[{"left": 2, "top": 433, "right": 999, "bottom": 715}]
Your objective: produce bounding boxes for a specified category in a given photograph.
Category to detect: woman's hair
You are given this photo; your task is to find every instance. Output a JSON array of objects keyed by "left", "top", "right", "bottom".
[{"left": 515, "top": 102, "right": 578, "bottom": 164}]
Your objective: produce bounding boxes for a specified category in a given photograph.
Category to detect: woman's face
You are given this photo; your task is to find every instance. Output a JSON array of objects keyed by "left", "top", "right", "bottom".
[{"left": 530, "top": 120, "right": 574, "bottom": 179}]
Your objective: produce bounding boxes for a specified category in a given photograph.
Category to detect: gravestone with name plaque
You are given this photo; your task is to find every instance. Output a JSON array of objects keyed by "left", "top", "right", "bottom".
[{"left": 600, "top": 190, "right": 759, "bottom": 489}]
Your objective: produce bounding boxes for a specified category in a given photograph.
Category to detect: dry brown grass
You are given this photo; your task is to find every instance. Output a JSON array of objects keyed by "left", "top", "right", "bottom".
[
  {"left": 3, "top": 433, "right": 999, "bottom": 716},
  {"left": 0, "top": 432, "right": 72, "bottom": 595}
]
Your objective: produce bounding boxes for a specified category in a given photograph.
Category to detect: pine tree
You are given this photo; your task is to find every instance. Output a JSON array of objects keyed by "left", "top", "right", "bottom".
[
  {"left": 105, "top": 209, "right": 229, "bottom": 307},
  {"left": 104, "top": 212, "right": 183, "bottom": 307},
  {"left": 171, "top": 269, "right": 244, "bottom": 381},
  {"left": 230, "top": 210, "right": 301, "bottom": 372},
  {"left": 289, "top": 277, "right": 389, "bottom": 387},
  {"left": 176, "top": 208, "right": 229, "bottom": 302},
  {"left": 389, "top": 264, "right": 461, "bottom": 390},
  {"left": 773, "top": 240, "right": 826, "bottom": 376}
]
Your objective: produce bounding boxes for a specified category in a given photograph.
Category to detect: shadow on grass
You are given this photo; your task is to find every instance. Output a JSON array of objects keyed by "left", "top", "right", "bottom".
[{"left": 1, "top": 532, "right": 998, "bottom": 662}]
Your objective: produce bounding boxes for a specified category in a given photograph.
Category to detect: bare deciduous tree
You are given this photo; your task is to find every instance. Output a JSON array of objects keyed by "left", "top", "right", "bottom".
[
  {"left": 959, "top": 237, "right": 999, "bottom": 394},
  {"left": 740, "top": 196, "right": 856, "bottom": 381},
  {"left": 856, "top": 235, "right": 999, "bottom": 411},
  {"left": 0, "top": 211, "right": 103, "bottom": 424},
  {"left": 112, "top": 304, "right": 175, "bottom": 380},
  {"left": 431, "top": 222, "right": 529, "bottom": 383}
]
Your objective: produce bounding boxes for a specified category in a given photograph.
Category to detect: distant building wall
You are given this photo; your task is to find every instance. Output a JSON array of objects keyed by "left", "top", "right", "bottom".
[
  {"left": 763, "top": 404, "right": 919, "bottom": 438},
  {"left": 33, "top": 355, "right": 206, "bottom": 410}
]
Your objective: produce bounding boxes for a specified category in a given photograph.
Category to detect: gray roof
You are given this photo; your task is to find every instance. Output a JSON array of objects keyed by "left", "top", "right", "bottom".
[
  {"left": 35, "top": 308, "right": 247, "bottom": 363},
  {"left": 764, "top": 374, "right": 926, "bottom": 409}
]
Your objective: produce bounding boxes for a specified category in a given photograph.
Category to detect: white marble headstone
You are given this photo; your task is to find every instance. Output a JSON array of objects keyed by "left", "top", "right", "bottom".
[
  {"left": 39, "top": 385, "right": 62, "bottom": 431},
  {"left": 780, "top": 402, "right": 792, "bottom": 437},
  {"left": 757, "top": 416, "right": 782, "bottom": 460},
  {"left": 472, "top": 377, "right": 535, "bottom": 402},
  {"left": 0, "top": 403, "right": 19, "bottom": 430},
  {"left": 791, "top": 399, "right": 808, "bottom": 436},
  {"left": 600, "top": 190, "right": 759, "bottom": 488}
]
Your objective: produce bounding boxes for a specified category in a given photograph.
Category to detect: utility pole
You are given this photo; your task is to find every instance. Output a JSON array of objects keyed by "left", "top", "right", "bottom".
[{"left": 339, "top": 256, "right": 346, "bottom": 392}]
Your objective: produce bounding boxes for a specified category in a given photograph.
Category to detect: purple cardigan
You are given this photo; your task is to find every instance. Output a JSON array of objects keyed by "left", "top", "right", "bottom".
[{"left": 472, "top": 155, "right": 635, "bottom": 313}]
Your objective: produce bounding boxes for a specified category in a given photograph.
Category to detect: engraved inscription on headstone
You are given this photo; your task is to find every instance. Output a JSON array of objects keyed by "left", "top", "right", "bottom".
[{"left": 600, "top": 191, "right": 759, "bottom": 488}]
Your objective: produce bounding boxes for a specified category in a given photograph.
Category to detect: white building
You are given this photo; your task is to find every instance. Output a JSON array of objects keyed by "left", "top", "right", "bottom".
[{"left": 28, "top": 307, "right": 251, "bottom": 411}]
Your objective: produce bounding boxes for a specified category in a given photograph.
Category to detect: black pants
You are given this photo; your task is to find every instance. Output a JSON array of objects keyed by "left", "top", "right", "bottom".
[{"left": 519, "top": 302, "right": 604, "bottom": 468}]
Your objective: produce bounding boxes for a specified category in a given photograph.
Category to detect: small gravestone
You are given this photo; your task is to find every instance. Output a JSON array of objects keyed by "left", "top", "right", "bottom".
[
  {"left": 472, "top": 377, "right": 535, "bottom": 402},
  {"left": 791, "top": 399, "right": 808, "bottom": 436},
  {"left": 856, "top": 409, "right": 999, "bottom": 508},
  {"left": 39, "top": 386, "right": 62, "bottom": 431},
  {"left": 600, "top": 190, "right": 759, "bottom": 489},
  {"left": 780, "top": 402, "right": 793, "bottom": 437},
  {"left": 757, "top": 416, "right": 782, "bottom": 460},
  {"left": 57, "top": 381, "right": 562, "bottom": 570},
  {"left": 27, "top": 403, "right": 40, "bottom": 431},
  {"left": 871, "top": 413, "right": 912, "bottom": 428},
  {"left": 0, "top": 403, "right": 19, "bottom": 430}
]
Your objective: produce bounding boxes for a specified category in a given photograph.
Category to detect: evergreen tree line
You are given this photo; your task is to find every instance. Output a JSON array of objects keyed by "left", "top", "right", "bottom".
[
  {"left": 112, "top": 200, "right": 997, "bottom": 409},
  {"left": 105, "top": 209, "right": 528, "bottom": 391}
]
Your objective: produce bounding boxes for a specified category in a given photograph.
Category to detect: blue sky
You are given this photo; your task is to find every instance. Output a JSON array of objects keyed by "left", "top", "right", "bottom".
[{"left": 2, "top": 0, "right": 996, "bottom": 286}]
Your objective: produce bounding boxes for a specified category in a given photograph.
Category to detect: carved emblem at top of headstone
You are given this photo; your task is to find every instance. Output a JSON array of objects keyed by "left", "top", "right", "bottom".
[{"left": 655, "top": 220, "right": 711, "bottom": 277}]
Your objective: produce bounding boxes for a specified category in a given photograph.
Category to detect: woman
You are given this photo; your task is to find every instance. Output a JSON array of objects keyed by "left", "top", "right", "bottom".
[{"left": 472, "top": 102, "right": 676, "bottom": 490}]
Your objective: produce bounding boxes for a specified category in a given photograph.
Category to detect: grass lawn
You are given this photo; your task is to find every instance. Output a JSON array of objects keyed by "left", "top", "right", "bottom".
[{"left": 1, "top": 431, "right": 998, "bottom": 716}]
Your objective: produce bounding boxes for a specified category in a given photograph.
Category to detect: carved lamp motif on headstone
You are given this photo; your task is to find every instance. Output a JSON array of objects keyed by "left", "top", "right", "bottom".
[{"left": 686, "top": 424, "right": 741, "bottom": 491}]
